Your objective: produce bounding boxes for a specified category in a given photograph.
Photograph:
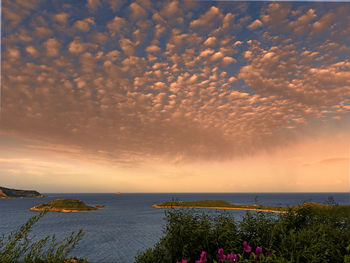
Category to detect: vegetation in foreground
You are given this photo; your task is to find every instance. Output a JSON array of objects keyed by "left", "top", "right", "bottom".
[
  {"left": 30, "top": 199, "right": 97, "bottom": 212},
  {"left": 0, "top": 212, "right": 85, "bottom": 263},
  {"left": 137, "top": 200, "right": 350, "bottom": 263}
]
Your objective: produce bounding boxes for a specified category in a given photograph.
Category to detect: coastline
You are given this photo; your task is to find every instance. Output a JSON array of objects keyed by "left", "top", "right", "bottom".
[
  {"left": 152, "top": 204, "right": 287, "bottom": 214},
  {"left": 1, "top": 195, "right": 45, "bottom": 199},
  {"left": 29, "top": 206, "right": 92, "bottom": 213},
  {"left": 29, "top": 198, "right": 98, "bottom": 213}
]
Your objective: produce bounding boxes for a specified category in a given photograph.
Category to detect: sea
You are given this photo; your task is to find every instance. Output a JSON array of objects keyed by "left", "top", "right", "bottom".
[{"left": 0, "top": 193, "right": 349, "bottom": 263}]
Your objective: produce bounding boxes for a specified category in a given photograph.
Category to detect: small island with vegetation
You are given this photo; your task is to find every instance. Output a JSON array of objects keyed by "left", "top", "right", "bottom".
[
  {"left": 0, "top": 186, "right": 44, "bottom": 199},
  {"left": 152, "top": 199, "right": 345, "bottom": 214},
  {"left": 30, "top": 198, "right": 99, "bottom": 213},
  {"left": 153, "top": 200, "right": 288, "bottom": 213}
]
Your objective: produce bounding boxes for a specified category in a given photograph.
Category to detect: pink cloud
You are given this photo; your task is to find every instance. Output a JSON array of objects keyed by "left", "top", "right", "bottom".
[
  {"left": 86, "top": 0, "right": 100, "bottom": 12},
  {"left": 44, "top": 38, "right": 60, "bottom": 57},
  {"left": 247, "top": 19, "right": 263, "bottom": 30},
  {"left": 74, "top": 17, "right": 95, "bottom": 32},
  {"left": 203, "top": 37, "right": 218, "bottom": 47},
  {"left": 25, "top": 46, "right": 39, "bottom": 56},
  {"left": 107, "top": 16, "right": 128, "bottom": 35},
  {"left": 129, "top": 2, "right": 147, "bottom": 20},
  {"left": 190, "top": 6, "right": 223, "bottom": 29},
  {"left": 288, "top": 9, "right": 317, "bottom": 35},
  {"left": 146, "top": 45, "right": 161, "bottom": 53},
  {"left": 54, "top": 13, "right": 69, "bottom": 24}
]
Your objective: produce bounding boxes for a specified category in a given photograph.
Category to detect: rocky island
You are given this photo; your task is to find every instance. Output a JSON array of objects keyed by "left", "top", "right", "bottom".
[
  {"left": 152, "top": 200, "right": 289, "bottom": 213},
  {"left": 0, "top": 186, "right": 44, "bottom": 198},
  {"left": 30, "top": 198, "right": 98, "bottom": 213}
]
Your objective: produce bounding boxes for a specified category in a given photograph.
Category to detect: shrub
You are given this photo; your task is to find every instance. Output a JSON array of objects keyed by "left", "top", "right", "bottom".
[
  {"left": 0, "top": 212, "right": 85, "bottom": 263},
  {"left": 135, "top": 203, "right": 350, "bottom": 263}
]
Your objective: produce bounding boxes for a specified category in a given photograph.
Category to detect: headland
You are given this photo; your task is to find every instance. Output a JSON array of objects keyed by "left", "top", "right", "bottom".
[{"left": 0, "top": 186, "right": 44, "bottom": 199}]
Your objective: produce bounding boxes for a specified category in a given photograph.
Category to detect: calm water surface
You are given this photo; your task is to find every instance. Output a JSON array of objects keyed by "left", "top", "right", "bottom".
[{"left": 0, "top": 193, "right": 348, "bottom": 262}]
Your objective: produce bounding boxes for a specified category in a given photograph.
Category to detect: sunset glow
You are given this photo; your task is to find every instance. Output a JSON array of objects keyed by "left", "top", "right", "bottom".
[{"left": 1, "top": 0, "right": 349, "bottom": 193}]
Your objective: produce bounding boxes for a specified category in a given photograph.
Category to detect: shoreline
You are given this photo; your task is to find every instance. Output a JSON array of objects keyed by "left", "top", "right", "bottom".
[
  {"left": 29, "top": 207, "right": 91, "bottom": 213},
  {"left": 29, "top": 199, "right": 98, "bottom": 213},
  {"left": 1, "top": 195, "right": 45, "bottom": 199},
  {"left": 152, "top": 204, "right": 287, "bottom": 214}
]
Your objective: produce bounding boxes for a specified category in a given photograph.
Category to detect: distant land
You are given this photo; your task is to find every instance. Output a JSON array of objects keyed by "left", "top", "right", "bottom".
[
  {"left": 152, "top": 200, "right": 289, "bottom": 213},
  {"left": 0, "top": 186, "right": 44, "bottom": 198},
  {"left": 151, "top": 200, "right": 343, "bottom": 213},
  {"left": 152, "top": 200, "right": 350, "bottom": 214},
  {"left": 30, "top": 198, "right": 99, "bottom": 213}
]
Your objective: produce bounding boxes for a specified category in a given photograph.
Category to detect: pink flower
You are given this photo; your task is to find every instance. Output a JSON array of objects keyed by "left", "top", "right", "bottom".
[
  {"left": 227, "top": 253, "right": 238, "bottom": 262},
  {"left": 255, "top": 246, "right": 263, "bottom": 259},
  {"left": 243, "top": 241, "right": 251, "bottom": 253},
  {"left": 255, "top": 246, "right": 263, "bottom": 255},
  {"left": 177, "top": 260, "right": 187, "bottom": 263},
  {"left": 218, "top": 248, "right": 226, "bottom": 262},
  {"left": 266, "top": 251, "right": 272, "bottom": 257},
  {"left": 200, "top": 251, "right": 207, "bottom": 262}
]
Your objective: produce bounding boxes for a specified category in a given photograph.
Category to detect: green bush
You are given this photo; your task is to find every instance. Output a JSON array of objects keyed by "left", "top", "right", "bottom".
[
  {"left": 136, "top": 203, "right": 350, "bottom": 263},
  {"left": 0, "top": 212, "right": 85, "bottom": 263}
]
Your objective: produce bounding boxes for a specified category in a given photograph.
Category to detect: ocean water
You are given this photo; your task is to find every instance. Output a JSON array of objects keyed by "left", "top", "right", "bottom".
[{"left": 0, "top": 193, "right": 349, "bottom": 263}]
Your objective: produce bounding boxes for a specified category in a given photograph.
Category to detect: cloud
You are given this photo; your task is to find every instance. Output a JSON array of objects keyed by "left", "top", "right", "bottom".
[
  {"left": 190, "top": 6, "right": 223, "bottom": 29},
  {"left": 54, "top": 13, "right": 69, "bottom": 24},
  {"left": 261, "top": 3, "right": 290, "bottom": 31},
  {"left": 247, "top": 19, "right": 263, "bottom": 30},
  {"left": 44, "top": 38, "right": 60, "bottom": 57},
  {"left": 146, "top": 44, "right": 161, "bottom": 53},
  {"left": 129, "top": 2, "right": 147, "bottom": 20},
  {"left": 203, "top": 36, "right": 218, "bottom": 47},
  {"left": 107, "top": 16, "right": 128, "bottom": 35},
  {"left": 68, "top": 39, "right": 97, "bottom": 55},
  {"left": 304, "top": 157, "right": 349, "bottom": 166},
  {"left": 312, "top": 11, "right": 335, "bottom": 35},
  {"left": 74, "top": 17, "right": 95, "bottom": 32},
  {"left": 288, "top": 9, "right": 317, "bottom": 35},
  {"left": 222, "top": 56, "right": 236, "bottom": 66},
  {"left": 86, "top": 0, "right": 100, "bottom": 12},
  {"left": 318, "top": 157, "right": 349, "bottom": 165},
  {"left": 25, "top": 46, "right": 39, "bottom": 56},
  {"left": 7, "top": 47, "right": 21, "bottom": 60},
  {"left": 2, "top": 0, "right": 350, "bottom": 165},
  {"left": 68, "top": 39, "right": 85, "bottom": 54},
  {"left": 160, "top": 0, "right": 181, "bottom": 20}
]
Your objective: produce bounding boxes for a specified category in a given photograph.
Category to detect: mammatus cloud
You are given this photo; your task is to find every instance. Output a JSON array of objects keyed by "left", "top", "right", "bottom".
[{"left": 1, "top": 0, "right": 350, "bottom": 165}]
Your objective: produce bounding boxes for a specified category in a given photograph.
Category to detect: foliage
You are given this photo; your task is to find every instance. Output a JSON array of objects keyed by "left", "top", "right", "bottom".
[
  {"left": 0, "top": 212, "right": 85, "bottom": 263},
  {"left": 136, "top": 201, "right": 350, "bottom": 263}
]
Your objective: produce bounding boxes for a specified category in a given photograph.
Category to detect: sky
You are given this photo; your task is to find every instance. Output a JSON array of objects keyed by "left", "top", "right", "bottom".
[{"left": 1, "top": 0, "right": 350, "bottom": 193}]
